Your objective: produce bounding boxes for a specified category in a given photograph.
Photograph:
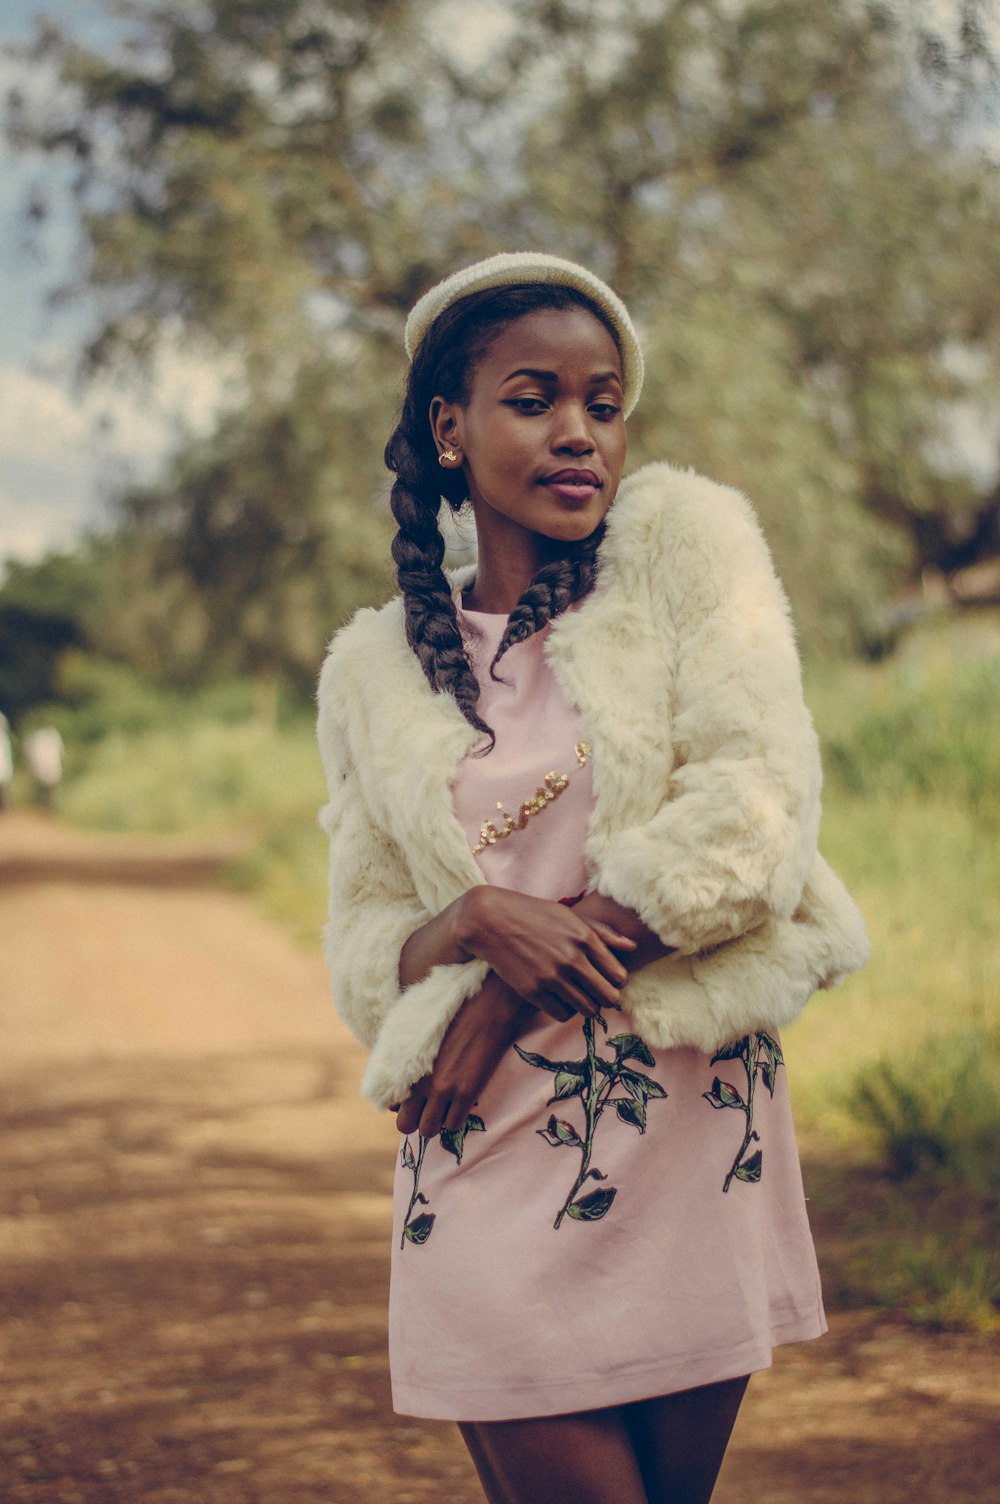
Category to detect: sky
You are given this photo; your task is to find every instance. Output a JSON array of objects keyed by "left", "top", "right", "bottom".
[{"left": 0, "top": 1, "right": 244, "bottom": 566}]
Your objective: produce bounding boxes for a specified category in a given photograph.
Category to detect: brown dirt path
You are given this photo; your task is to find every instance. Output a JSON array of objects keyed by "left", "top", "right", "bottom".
[{"left": 0, "top": 812, "right": 996, "bottom": 1503}]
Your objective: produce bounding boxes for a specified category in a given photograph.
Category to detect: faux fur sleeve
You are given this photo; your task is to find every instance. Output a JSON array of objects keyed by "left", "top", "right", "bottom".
[
  {"left": 316, "top": 640, "right": 490, "bottom": 1109},
  {"left": 594, "top": 482, "right": 822, "bottom": 954},
  {"left": 317, "top": 662, "right": 429, "bottom": 1049}
]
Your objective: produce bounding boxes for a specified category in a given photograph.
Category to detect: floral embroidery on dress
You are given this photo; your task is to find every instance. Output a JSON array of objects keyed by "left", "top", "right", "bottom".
[
  {"left": 399, "top": 1114, "right": 486, "bottom": 1248},
  {"left": 516, "top": 1013, "right": 667, "bottom": 1229},
  {"left": 703, "top": 1033, "right": 784, "bottom": 1192},
  {"left": 471, "top": 742, "right": 591, "bottom": 854}
]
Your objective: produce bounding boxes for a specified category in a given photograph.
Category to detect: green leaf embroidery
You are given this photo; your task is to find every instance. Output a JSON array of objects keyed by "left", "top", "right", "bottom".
[
  {"left": 403, "top": 1212, "right": 436, "bottom": 1244},
  {"left": 550, "top": 1067, "right": 587, "bottom": 1101},
  {"left": 518, "top": 1016, "right": 668, "bottom": 1228},
  {"left": 621, "top": 1069, "right": 667, "bottom": 1102},
  {"left": 439, "top": 1126, "right": 465, "bottom": 1163},
  {"left": 439, "top": 1111, "right": 488, "bottom": 1165},
  {"left": 615, "top": 1097, "right": 647, "bottom": 1133},
  {"left": 760, "top": 1034, "right": 784, "bottom": 1070},
  {"left": 400, "top": 1116, "right": 487, "bottom": 1248},
  {"left": 711, "top": 1039, "right": 749, "bottom": 1062},
  {"left": 707, "top": 1033, "right": 784, "bottom": 1192},
  {"left": 734, "top": 1149, "right": 763, "bottom": 1183},
  {"left": 514, "top": 1047, "right": 581, "bottom": 1074},
  {"left": 608, "top": 1033, "right": 656, "bottom": 1066},
  {"left": 566, "top": 1186, "right": 618, "bottom": 1221}
]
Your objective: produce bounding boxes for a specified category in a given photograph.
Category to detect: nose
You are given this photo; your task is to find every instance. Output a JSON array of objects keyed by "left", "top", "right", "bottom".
[{"left": 551, "top": 401, "right": 594, "bottom": 455}]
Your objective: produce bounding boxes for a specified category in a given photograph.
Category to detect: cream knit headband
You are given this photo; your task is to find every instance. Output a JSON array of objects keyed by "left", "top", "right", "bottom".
[{"left": 404, "top": 252, "right": 645, "bottom": 418}]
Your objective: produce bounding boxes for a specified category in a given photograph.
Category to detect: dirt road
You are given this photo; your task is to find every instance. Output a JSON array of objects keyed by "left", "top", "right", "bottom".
[{"left": 1, "top": 812, "right": 996, "bottom": 1503}]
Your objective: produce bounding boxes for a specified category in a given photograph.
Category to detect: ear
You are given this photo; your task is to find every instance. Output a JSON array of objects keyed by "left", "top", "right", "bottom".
[{"left": 429, "top": 396, "right": 464, "bottom": 465}]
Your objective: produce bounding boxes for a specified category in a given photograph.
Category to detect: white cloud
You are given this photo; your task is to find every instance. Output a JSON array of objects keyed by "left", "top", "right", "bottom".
[{"left": 0, "top": 342, "right": 242, "bottom": 565}]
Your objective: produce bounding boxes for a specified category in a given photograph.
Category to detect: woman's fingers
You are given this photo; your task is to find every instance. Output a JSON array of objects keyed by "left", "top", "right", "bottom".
[
  {"left": 534, "top": 993, "right": 576, "bottom": 1022},
  {"left": 418, "top": 1096, "right": 450, "bottom": 1138},
  {"left": 552, "top": 979, "right": 603, "bottom": 1017},
  {"left": 584, "top": 919, "right": 636, "bottom": 972},
  {"left": 396, "top": 1081, "right": 429, "bottom": 1135},
  {"left": 442, "top": 1095, "right": 473, "bottom": 1133}
]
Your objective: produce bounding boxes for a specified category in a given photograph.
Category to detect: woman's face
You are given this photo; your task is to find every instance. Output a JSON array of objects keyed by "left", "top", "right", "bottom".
[{"left": 431, "top": 306, "right": 627, "bottom": 549}]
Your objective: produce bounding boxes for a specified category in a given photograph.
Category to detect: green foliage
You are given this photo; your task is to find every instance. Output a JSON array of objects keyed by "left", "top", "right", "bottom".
[
  {"left": 58, "top": 711, "right": 324, "bottom": 837},
  {"left": 0, "top": 601, "right": 79, "bottom": 726},
  {"left": 116, "top": 362, "right": 396, "bottom": 690},
  {"left": 0, "top": 552, "right": 100, "bottom": 722},
  {"left": 807, "top": 620, "right": 1000, "bottom": 818},
  {"left": 809, "top": 1157, "right": 999, "bottom": 1333},
  {"left": 815, "top": 1021, "right": 1000, "bottom": 1332},
  {"left": 846, "top": 1031, "right": 1000, "bottom": 1189}
]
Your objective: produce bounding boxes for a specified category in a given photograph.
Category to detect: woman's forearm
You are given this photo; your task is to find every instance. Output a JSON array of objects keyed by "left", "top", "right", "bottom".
[{"left": 397, "top": 889, "right": 481, "bottom": 989}]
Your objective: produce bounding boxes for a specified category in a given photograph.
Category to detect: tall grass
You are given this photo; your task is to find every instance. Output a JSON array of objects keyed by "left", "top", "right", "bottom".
[{"left": 788, "top": 618, "right": 1000, "bottom": 1329}]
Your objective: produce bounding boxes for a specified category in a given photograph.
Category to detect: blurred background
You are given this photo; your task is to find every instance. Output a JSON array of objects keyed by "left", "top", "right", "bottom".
[{"left": 0, "top": 2, "right": 998, "bottom": 1501}]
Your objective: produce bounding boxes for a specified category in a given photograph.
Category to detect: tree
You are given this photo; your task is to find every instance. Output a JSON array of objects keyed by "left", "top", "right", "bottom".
[
  {"left": 497, "top": 0, "right": 1000, "bottom": 645},
  {"left": 6, "top": 0, "right": 999, "bottom": 670}
]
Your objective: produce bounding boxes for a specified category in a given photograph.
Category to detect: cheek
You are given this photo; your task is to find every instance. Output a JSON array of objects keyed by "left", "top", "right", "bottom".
[{"left": 605, "top": 427, "right": 627, "bottom": 477}]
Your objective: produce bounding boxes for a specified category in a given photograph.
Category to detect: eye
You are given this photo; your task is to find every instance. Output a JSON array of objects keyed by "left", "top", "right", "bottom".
[
  {"left": 503, "top": 396, "right": 549, "bottom": 414},
  {"left": 589, "top": 401, "right": 621, "bottom": 420}
]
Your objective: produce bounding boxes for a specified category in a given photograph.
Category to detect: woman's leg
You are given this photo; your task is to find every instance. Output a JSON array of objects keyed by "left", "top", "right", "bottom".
[
  {"left": 625, "top": 1374, "right": 750, "bottom": 1504},
  {"left": 458, "top": 1408, "right": 650, "bottom": 1504}
]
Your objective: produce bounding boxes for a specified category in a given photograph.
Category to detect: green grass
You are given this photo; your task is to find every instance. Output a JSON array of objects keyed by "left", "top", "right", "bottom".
[{"left": 41, "top": 619, "right": 1000, "bottom": 1328}]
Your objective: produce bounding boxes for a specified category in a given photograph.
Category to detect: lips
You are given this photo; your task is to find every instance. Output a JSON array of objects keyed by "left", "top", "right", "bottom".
[
  {"left": 541, "top": 468, "right": 602, "bottom": 503},
  {"left": 544, "top": 469, "right": 600, "bottom": 486}
]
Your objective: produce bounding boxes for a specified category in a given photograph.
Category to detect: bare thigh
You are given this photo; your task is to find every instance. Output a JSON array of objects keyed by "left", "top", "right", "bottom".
[
  {"left": 459, "top": 1407, "right": 649, "bottom": 1504},
  {"left": 625, "top": 1374, "right": 750, "bottom": 1504},
  {"left": 458, "top": 1374, "right": 749, "bottom": 1504}
]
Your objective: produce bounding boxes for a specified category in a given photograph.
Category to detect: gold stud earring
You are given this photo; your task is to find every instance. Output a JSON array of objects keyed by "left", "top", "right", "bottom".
[{"left": 438, "top": 449, "right": 459, "bottom": 467}]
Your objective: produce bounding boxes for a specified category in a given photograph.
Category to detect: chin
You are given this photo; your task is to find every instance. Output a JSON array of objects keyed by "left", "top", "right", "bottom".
[{"left": 539, "top": 512, "right": 607, "bottom": 544}]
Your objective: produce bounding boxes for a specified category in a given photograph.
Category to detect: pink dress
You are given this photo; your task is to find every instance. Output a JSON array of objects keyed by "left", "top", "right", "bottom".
[{"left": 388, "top": 602, "right": 826, "bottom": 1422}]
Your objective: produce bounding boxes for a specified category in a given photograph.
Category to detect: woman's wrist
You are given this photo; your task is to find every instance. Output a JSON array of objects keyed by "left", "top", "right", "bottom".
[{"left": 449, "top": 884, "right": 491, "bottom": 963}]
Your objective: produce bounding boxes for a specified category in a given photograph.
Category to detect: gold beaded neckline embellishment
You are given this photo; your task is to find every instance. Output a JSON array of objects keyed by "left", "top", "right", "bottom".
[{"left": 472, "top": 742, "right": 591, "bottom": 855}]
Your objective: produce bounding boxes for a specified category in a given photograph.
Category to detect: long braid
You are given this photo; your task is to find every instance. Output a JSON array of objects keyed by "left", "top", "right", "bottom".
[
  {"left": 385, "top": 415, "right": 493, "bottom": 746},
  {"left": 487, "top": 525, "right": 605, "bottom": 681},
  {"left": 388, "top": 283, "right": 623, "bottom": 743}
]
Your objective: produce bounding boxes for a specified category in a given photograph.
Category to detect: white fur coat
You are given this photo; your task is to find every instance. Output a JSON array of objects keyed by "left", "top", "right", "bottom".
[{"left": 316, "top": 460, "right": 870, "bottom": 1109}]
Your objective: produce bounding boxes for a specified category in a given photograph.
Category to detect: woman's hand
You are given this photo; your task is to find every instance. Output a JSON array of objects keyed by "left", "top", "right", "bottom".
[
  {"left": 454, "top": 885, "right": 635, "bottom": 1021},
  {"left": 395, "top": 973, "right": 535, "bottom": 1138},
  {"left": 572, "top": 891, "right": 676, "bottom": 973}
]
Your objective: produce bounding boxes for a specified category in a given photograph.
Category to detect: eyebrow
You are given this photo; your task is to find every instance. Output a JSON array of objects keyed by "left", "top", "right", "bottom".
[{"left": 500, "top": 367, "right": 623, "bottom": 387}]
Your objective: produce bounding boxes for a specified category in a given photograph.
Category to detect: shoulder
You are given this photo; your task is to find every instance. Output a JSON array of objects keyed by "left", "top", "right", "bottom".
[
  {"left": 608, "top": 460, "right": 774, "bottom": 565},
  {"left": 316, "top": 595, "right": 407, "bottom": 731},
  {"left": 603, "top": 460, "right": 793, "bottom": 627},
  {"left": 319, "top": 595, "right": 405, "bottom": 682}
]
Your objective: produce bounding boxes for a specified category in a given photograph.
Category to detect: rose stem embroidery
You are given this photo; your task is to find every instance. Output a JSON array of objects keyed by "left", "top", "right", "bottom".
[
  {"left": 399, "top": 1136, "right": 432, "bottom": 1248},
  {"left": 703, "top": 1032, "right": 784, "bottom": 1192},
  {"left": 516, "top": 1015, "right": 667, "bottom": 1229},
  {"left": 399, "top": 1113, "right": 486, "bottom": 1248}
]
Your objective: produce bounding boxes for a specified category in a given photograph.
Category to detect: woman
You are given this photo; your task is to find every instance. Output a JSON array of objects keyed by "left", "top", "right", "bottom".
[{"left": 317, "top": 253, "right": 869, "bottom": 1504}]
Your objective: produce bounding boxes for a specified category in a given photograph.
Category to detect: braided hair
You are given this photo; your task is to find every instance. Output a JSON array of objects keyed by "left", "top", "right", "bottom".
[{"left": 385, "top": 284, "right": 622, "bottom": 747}]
